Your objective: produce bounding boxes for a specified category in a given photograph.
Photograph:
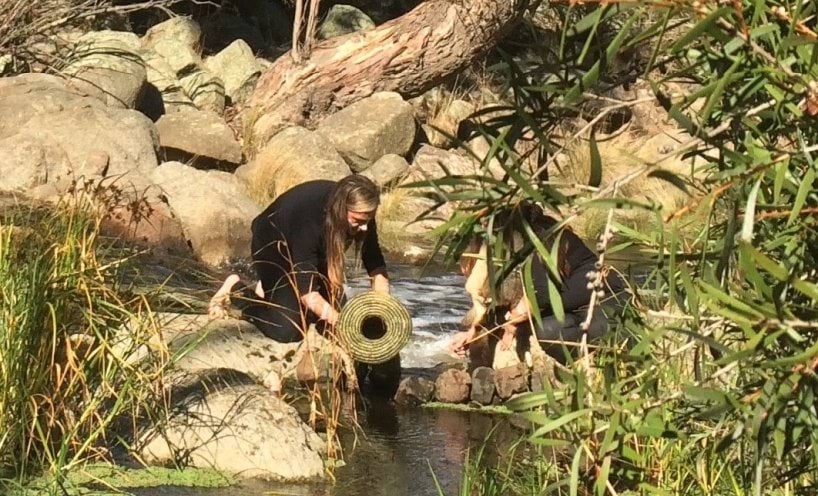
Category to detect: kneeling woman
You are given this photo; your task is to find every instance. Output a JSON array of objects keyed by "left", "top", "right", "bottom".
[
  {"left": 450, "top": 204, "right": 627, "bottom": 363},
  {"left": 211, "top": 175, "right": 390, "bottom": 342}
]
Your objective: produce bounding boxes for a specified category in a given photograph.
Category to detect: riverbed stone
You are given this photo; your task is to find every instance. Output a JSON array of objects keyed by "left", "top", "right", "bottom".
[
  {"left": 470, "top": 367, "right": 495, "bottom": 405},
  {"left": 317, "top": 5, "right": 375, "bottom": 40},
  {"left": 494, "top": 363, "right": 529, "bottom": 400},
  {"left": 236, "top": 126, "right": 350, "bottom": 202},
  {"left": 394, "top": 376, "right": 435, "bottom": 405},
  {"left": 203, "top": 40, "right": 262, "bottom": 105},
  {"left": 150, "top": 161, "right": 260, "bottom": 265},
  {"left": 142, "top": 17, "right": 202, "bottom": 76},
  {"left": 139, "top": 368, "right": 325, "bottom": 481},
  {"left": 316, "top": 92, "right": 415, "bottom": 172},
  {"left": 361, "top": 154, "right": 409, "bottom": 187},
  {"left": 155, "top": 110, "right": 242, "bottom": 168},
  {"left": 64, "top": 30, "right": 147, "bottom": 109},
  {"left": 434, "top": 369, "right": 471, "bottom": 404},
  {"left": 425, "top": 98, "right": 475, "bottom": 149},
  {"left": 180, "top": 68, "right": 225, "bottom": 114}
]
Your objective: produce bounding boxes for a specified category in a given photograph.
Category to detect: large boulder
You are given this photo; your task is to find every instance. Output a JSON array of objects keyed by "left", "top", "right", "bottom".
[
  {"left": 151, "top": 162, "right": 260, "bottom": 265},
  {"left": 203, "top": 40, "right": 262, "bottom": 105},
  {"left": 142, "top": 17, "right": 202, "bottom": 76},
  {"left": 64, "top": 30, "right": 147, "bottom": 109},
  {"left": 434, "top": 369, "right": 471, "bottom": 403},
  {"left": 139, "top": 368, "right": 325, "bottom": 481},
  {"left": 0, "top": 74, "right": 159, "bottom": 192},
  {"left": 316, "top": 92, "right": 415, "bottom": 172},
  {"left": 424, "top": 98, "right": 475, "bottom": 149},
  {"left": 236, "top": 126, "right": 350, "bottom": 202},
  {"left": 395, "top": 376, "right": 435, "bottom": 406},
  {"left": 317, "top": 5, "right": 375, "bottom": 40},
  {"left": 155, "top": 110, "right": 242, "bottom": 168}
]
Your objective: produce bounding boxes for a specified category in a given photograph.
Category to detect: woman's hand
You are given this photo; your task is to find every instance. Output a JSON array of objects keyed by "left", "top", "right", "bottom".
[
  {"left": 504, "top": 298, "right": 530, "bottom": 324},
  {"left": 448, "top": 327, "right": 476, "bottom": 359},
  {"left": 499, "top": 323, "right": 517, "bottom": 351},
  {"left": 371, "top": 272, "right": 390, "bottom": 294},
  {"left": 320, "top": 301, "right": 340, "bottom": 326}
]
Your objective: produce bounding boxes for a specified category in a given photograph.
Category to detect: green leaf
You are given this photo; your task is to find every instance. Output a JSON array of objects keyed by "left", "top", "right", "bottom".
[
  {"left": 741, "top": 178, "right": 762, "bottom": 243},
  {"left": 670, "top": 8, "right": 732, "bottom": 53},
  {"left": 648, "top": 169, "right": 690, "bottom": 195},
  {"left": 588, "top": 132, "right": 602, "bottom": 187},
  {"left": 529, "top": 408, "right": 591, "bottom": 440},
  {"left": 787, "top": 167, "right": 815, "bottom": 226}
]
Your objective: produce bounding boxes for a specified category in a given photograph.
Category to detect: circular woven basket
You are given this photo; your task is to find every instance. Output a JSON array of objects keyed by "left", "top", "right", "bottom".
[{"left": 336, "top": 291, "right": 412, "bottom": 364}]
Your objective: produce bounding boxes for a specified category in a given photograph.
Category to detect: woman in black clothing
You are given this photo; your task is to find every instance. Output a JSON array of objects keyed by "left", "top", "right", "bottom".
[
  {"left": 210, "top": 175, "right": 390, "bottom": 343},
  {"left": 449, "top": 204, "right": 627, "bottom": 363}
]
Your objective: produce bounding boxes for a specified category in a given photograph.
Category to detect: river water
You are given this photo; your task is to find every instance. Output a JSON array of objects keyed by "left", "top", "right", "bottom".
[{"left": 131, "top": 265, "right": 523, "bottom": 496}]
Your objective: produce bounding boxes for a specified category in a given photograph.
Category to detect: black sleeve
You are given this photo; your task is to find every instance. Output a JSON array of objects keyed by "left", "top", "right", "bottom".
[{"left": 361, "top": 218, "right": 387, "bottom": 276}]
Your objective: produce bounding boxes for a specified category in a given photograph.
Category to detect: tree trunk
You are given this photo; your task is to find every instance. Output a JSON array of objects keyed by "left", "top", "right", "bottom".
[{"left": 245, "top": 0, "right": 530, "bottom": 148}]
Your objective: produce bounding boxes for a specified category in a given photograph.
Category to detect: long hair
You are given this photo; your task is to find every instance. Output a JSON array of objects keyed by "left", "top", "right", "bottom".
[{"left": 324, "top": 175, "right": 380, "bottom": 294}]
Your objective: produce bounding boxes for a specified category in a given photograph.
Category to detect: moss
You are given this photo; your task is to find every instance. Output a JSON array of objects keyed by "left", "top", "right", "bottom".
[{"left": 422, "top": 401, "right": 513, "bottom": 415}]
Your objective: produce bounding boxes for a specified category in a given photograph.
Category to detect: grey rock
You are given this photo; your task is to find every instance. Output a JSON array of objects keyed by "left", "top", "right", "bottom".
[
  {"left": 470, "top": 367, "right": 495, "bottom": 405},
  {"left": 317, "top": 92, "right": 415, "bottom": 172},
  {"left": 424, "top": 98, "right": 475, "bottom": 149},
  {"left": 180, "top": 68, "right": 225, "bottom": 114},
  {"left": 139, "top": 368, "right": 325, "bottom": 481},
  {"left": 142, "top": 18, "right": 202, "bottom": 76},
  {"left": 317, "top": 5, "right": 375, "bottom": 40},
  {"left": 156, "top": 110, "right": 242, "bottom": 167},
  {"left": 151, "top": 162, "right": 260, "bottom": 265},
  {"left": 63, "top": 30, "right": 146, "bottom": 109},
  {"left": 203, "top": 40, "right": 262, "bottom": 105},
  {"left": 361, "top": 154, "right": 409, "bottom": 187},
  {"left": 235, "top": 126, "right": 350, "bottom": 203},
  {"left": 395, "top": 376, "right": 435, "bottom": 406},
  {"left": 494, "top": 363, "right": 529, "bottom": 400},
  {"left": 434, "top": 369, "right": 471, "bottom": 404}
]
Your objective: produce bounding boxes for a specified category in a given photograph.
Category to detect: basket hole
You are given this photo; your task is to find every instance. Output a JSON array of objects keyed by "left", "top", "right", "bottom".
[{"left": 361, "top": 316, "right": 387, "bottom": 340}]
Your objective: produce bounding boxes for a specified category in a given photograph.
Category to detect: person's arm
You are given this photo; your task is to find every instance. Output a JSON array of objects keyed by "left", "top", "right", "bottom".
[
  {"left": 300, "top": 291, "right": 339, "bottom": 325},
  {"left": 361, "top": 218, "right": 389, "bottom": 292}
]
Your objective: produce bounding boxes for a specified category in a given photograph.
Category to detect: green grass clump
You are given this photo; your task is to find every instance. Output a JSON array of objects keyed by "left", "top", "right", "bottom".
[{"left": 0, "top": 193, "right": 171, "bottom": 492}]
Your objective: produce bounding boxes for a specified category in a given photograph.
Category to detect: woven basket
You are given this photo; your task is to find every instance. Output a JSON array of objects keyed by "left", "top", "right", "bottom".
[{"left": 336, "top": 291, "right": 412, "bottom": 364}]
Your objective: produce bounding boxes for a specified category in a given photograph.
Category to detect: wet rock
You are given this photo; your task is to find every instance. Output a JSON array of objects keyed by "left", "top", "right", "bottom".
[
  {"left": 203, "top": 40, "right": 262, "bottom": 106},
  {"left": 492, "top": 338, "right": 521, "bottom": 370},
  {"left": 316, "top": 92, "right": 415, "bottom": 172},
  {"left": 395, "top": 376, "right": 435, "bottom": 405},
  {"left": 470, "top": 367, "right": 495, "bottom": 405},
  {"left": 529, "top": 355, "right": 556, "bottom": 393},
  {"left": 236, "top": 126, "right": 350, "bottom": 203},
  {"left": 494, "top": 363, "right": 529, "bottom": 400},
  {"left": 317, "top": 5, "right": 375, "bottom": 40},
  {"left": 139, "top": 368, "right": 325, "bottom": 481},
  {"left": 180, "top": 68, "right": 225, "bottom": 114},
  {"left": 434, "top": 369, "right": 471, "bottom": 403},
  {"left": 142, "top": 17, "right": 202, "bottom": 75},
  {"left": 155, "top": 110, "right": 241, "bottom": 168},
  {"left": 361, "top": 154, "right": 409, "bottom": 187},
  {"left": 64, "top": 30, "right": 147, "bottom": 109},
  {"left": 151, "top": 161, "right": 260, "bottom": 265}
]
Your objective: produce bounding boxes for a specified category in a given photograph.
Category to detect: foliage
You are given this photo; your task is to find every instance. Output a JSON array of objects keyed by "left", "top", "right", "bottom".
[
  {"left": 0, "top": 191, "right": 173, "bottom": 492},
  {"left": 414, "top": 0, "right": 818, "bottom": 494}
]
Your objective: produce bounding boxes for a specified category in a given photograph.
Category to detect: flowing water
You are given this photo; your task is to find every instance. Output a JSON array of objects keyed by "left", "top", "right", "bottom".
[{"left": 130, "top": 265, "right": 523, "bottom": 496}]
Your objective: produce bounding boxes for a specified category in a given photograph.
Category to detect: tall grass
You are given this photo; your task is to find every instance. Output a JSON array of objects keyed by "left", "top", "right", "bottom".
[{"left": 0, "top": 192, "right": 170, "bottom": 491}]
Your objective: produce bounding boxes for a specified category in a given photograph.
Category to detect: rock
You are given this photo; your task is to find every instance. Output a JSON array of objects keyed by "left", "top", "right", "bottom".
[
  {"left": 470, "top": 367, "right": 495, "bottom": 405},
  {"left": 425, "top": 99, "right": 475, "bottom": 149},
  {"left": 203, "top": 40, "right": 262, "bottom": 105},
  {"left": 494, "top": 363, "right": 529, "bottom": 400},
  {"left": 0, "top": 74, "right": 160, "bottom": 191},
  {"left": 395, "top": 376, "right": 436, "bottom": 406},
  {"left": 316, "top": 92, "right": 415, "bottom": 172},
  {"left": 529, "top": 355, "right": 556, "bottom": 393},
  {"left": 142, "top": 17, "right": 202, "bottom": 75},
  {"left": 361, "top": 154, "right": 409, "bottom": 187},
  {"left": 200, "top": 13, "right": 267, "bottom": 54},
  {"left": 139, "top": 368, "right": 325, "bottom": 481},
  {"left": 317, "top": 5, "right": 376, "bottom": 40},
  {"left": 155, "top": 110, "right": 241, "bottom": 168},
  {"left": 151, "top": 162, "right": 260, "bottom": 265},
  {"left": 99, "top": 174, "right": 189, "bottom": 254},
  {"left": 236, "top": 126, "right": 350, "bottom": 202},
  {"left": 492, "top": 337, "right": 521, "bottom": 370},
  {"left": 434, "top": 369, "right": 471, "bottom": 403},
  {"left": 0, "top": 54, "right": 11, "bottom": 75},
  {"left": 64, "top": 30, "right": 147, "bottom": 109},
  {"left": 180, "top": 68, "right": 225, "bottom": 114}
]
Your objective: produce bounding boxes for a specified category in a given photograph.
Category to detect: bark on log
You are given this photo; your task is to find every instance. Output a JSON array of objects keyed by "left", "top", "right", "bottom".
[{"left": 245, "top": 0, "right": 529, "bottom": 149}]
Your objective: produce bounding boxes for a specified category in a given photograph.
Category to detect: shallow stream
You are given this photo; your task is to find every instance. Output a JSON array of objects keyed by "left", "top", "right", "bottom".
[{"left": 130, "top": 266, "right": 522, "bottom": 496}]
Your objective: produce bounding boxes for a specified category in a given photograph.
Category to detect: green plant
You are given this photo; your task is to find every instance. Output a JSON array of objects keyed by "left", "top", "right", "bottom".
[
  {"left": 413, "top": 1, "right": 818, "bottom": 494},
  {"left": 0, "top": 191, "right": 173, "bottom": 492}
]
